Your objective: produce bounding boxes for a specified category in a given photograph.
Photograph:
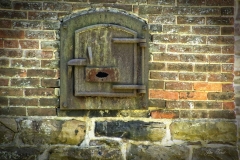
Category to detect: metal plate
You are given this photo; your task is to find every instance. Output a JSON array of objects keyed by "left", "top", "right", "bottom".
[{"left": 85, "top": 67, "right": 119, "bottom": 82}]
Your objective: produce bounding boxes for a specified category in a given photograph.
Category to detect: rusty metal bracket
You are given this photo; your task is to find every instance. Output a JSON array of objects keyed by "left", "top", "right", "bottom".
[{"left": 67, "top": 58, "right": 87, "bottom": 78}]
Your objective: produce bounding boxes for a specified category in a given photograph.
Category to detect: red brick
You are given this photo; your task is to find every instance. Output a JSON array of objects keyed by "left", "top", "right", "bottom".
[
  {"left": 222, "top": 64, "right": 233, "bottom": 72},
  {"left": 27, "top": 69, "right": 58, "bottom": 78},
  {"left": 209, "top": 55, "right": 234, "bottom": 63},
  {"left": 9, "top": 98, "right": 38, "bottom": 106},
  {"left": 221, "top": 27, "right": 234, "bottom": 35},
  {"left": 153, "top": 34, "right": 179, "bottom": 43},
  {"left": 206, "top": 17, "right": 234, "bottom": 25},
  {"left": 0, "top": 49, "right": 22, "bottom": 58},
  {"left": 11, "top": 78, "right": 40, "bottom": 87},
  {"left": 0, "top": 20, "right": 11, "bottom": 28},
  {"left": 149, "top": 90, "right": 179, "bottom": 100},
  {"left": 19, "top": 40, "right": 39, "bottom": 49},
  {"left": 162, "top": 7, "right": 190, "bottom": 15},
  {"left": 223, "top": 102, "right": 234, "bottom": 110},
  {"left": 41, "top": 51, "right": 53, "bottom": 59},
  {"left": 179, "top": 92, "right": 207, "bottom": 100},
  {"left": 194, "top": 82, "right": 222, "bottom": 92},
  {"left": 222, "top": 46, "right": 234, "bottom": 54},
  {"left": 234, "top": 71, "right": 240, "bottom": 76},
  {"left": 0, "top": 88, "right": 23, "bottom": 96},
  {"left": 0, "top": 68, "right": 27, "bottom": 77},
  {"left": 0, "top": 97, "right": 8, "bottom": 106},
  {"left": 13, "top": 20, "right": 42, "bottom": 29},
  {"left": 166, "top": 82, "right": 192, "bottom": 90},
  {"left": 0, "top": 30, "right": 24, "bottom": 39},
  {"left": 150, "top": 72, "right": 178, "bottom": 80},
  {"left": 41, "top": 79, "right": 59, "bottom": 87},
  {"left": 180, "top": 54, "right": 207, "bottom": 62},
  {"left": 0, "top": 78, "right": 9, "bottom": 86},
  {"left": 222, "top": 84, "right": 234, "bottom": 92},
  {"left": 0, "top": 107, "right": 26, "bottom": 116},
  {"left": 153, "top": 53, "right": 179, "bottom": 62},
  {"left": 4, "top": 40, "right": 19, "bottom": 48},
  {"left": 25, "top": 88, "right": 55, "bottom": 96},
  {"left": 168, "top": 44, "right": 192, "bottom": 53},
  {"left": 192, "top": 26, "right": 220, "bottom": 35},
  {"left": 177, "top": 0, "right": 205, "bottom": 6},
  {"left": 151, "top": 110, "right": 179, "bottom": 119},
  {"left": 207, "top": 36, "right": 234, "bottom": 45},
  {"left": 0, "top": 11, "right": 27, "bottom": 19},
  {"left": 177, "top": 16, "right": 205, "bottom": 25},
  {"left": 179, "top": 35, "right": 206, "bottom": 44},
  {"left": 41, "top": 60, "right": 59, "bottom": 69},
  {"left": 195, "top": 64, "right": 221, "bottom": 72},
  {"left": 39, "top": 98, "right": 59, "bottom": 106},
  {"left": 167, "top": 63, "right": 193, "bottom": 71},
  {"left": 180, "top": 110, "right": 208, "bottom": 118},
  {"left": 208, "top": 110, "right": 235, "bottom": 119},
  {"left": 28, "top": 108, "right": 56, "bottom": 116},
  {"left": 13, "top": 2, "right": 42, "bottom": 10},
  {"left": 11, "top": 59, "right": 40, "bottom": 68},
  {"left": 193, "top": 45, "right": 221, "bottom": 54},
  {"left": 28, "top": 12, "right": 58, "bottom": 20},
  {"left": 179, "top": 73, "right": 206, "bottom": 81},
  {"left": 148, "top": 15, "right": 175, "bottom": 24},
  {"left": 41, "top": 41, "right": 59, "bottom": 49},
  {"left": 208, "top": 73, "right": 234, "bottom": 82}
]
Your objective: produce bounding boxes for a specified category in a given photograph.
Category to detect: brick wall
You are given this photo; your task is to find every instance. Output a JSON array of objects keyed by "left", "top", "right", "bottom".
[{"left": 0, "top": 0, "right": 239, "bottom": 159}]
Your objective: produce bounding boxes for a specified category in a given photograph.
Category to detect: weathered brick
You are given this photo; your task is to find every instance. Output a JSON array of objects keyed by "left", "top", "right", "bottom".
[
  {"left": 0, "top": 68, "right": 27, "bottom": 77},
  {"left": 221, "top": 7, "right": 234, "bottom": 16},
  {"left": 180, "top": 110, "right": 208, "bottom": 118},
  {"left": 180, "top": 54, "right": 207, "bottom": 62},
  {"left": 0, "top": 78, "right": 8, "bottom": 86},
  {"left": 25, "top": 31, "right": 56, "bottom": 40},
  {"left": 221, "top": 27, "right": 234, "bottom": 35},
  {"left": 177, "top": 16, "right": 205, "bottom": 25},
  {"left": 11, "top": 78, "right": 40, "bottom": 87},
  {"left": 153, "top": 34, "right": 178, "bottom": 43},
  {"left": 193, "top": 45, "right": 221, "bottom": 53},
  {"left": 177, "top": 0, "right": 205, "bottom": 6},
  {"left": 207, "top": 36, "right": 234, "bottom": 45},
  {"left": 149, "top": 62, "right": 165, "bottom": 71},
  {"left": 208, "top": 73, "right": 234, "bottom": 82},
  {"left": 0, "top": 58, "right": 9, "bottom": 67},
  {"left": 206, "top": 17, "right": 234, "bottom": 25},
  {"left": 194, "top": 101, "right": 222, "bottom": 109},
  {"left": 41, "top": 79, "right": 59, "bottom": 87},
  {"left": 194, "top": 82, "right": 222, "bottom": 92},
  {"left": 40, "top": 98, "right": 59, "bottom": 106},
  {"left": 195, "top": 64, "right": 221, "bottom": 72},
  {"left": 148, "top": 99, "right": 166, "bottom": 108},
  {"left": 179, "top": 73, "right": 206, "bottom": 81},
  {"left": 9, "top": 98, "right": 38, "bottom": 106},
  {"left": 95, "top": 120, "right": 166, "bottom": 141},
  {"left": 43, "top": 21, "right": 60, "bottom": 30},
  {"left": 150, "top": 72, "right": 178, "bottom": 80},
  {"left": 206, "top": 0, "right": 234, "bottom": 6},
  {"left": 103, "top": 4, "right": 132, "bottom": 11},
  {"left": 28, "top": 108, "right": 56, "bottom": 116},
  {"left": 0, "top": 20, "right": 11, "bottom": 28},
  {"left": 13, "top": 20, "right": 42, "bottom": 29},
  {"left": 28, "top": 12, "right": 58, "bottom": 20},
  {"left": 149, "top": 80, "right": 164, "bottom": 89},
  {"left": 148, "top": 0, "right": 175, "bottom": 5},
  {"left": 89, "top": 0, "right": 117, "bottom": 3},
  {"left": 222, "top": 45, "right": 234, "bottom": 54},
  {"left": 166, "top": 101, "right": 191, "bottom": 109},
  {"left": 25, "top": 88, "right": 55, "bottom": 96},
  {"left": 0, "top": 49, "right": 22, "bottom": 58},
  {"left": 41, "top": 41, "right": 60, "bottom": 49},
  {"left": 11, "top": 59, "right": 40, "bottom": 68},
  {"left": 179, "top": 92, "right": 207, "bottom": 100},
  {"left": 0, "top": 39, "right": 3, "bottom": 48},
  {"left": 4, "top": 40, "right": 19, "bottom": 48},
  {"left": 0, "top": 107, "right": 26, "bottom": 116},
  {"left": 222, "top": 84, "right": 234, "bottom": 92},
  {"left": 19, "top": 40, "right": 39, "bottom": 49},
  {"left": 27, "top": 69, "right": 58, "bottom": 78},
  {"left": 0, "top": 11, "right": 27, "bottom": 19},
  {"left": 191, "top": 7, "right": 220, "bottom": 15},
  {"left": 167, "top": 63, "right": 193, "bottom": 72},
  {"left": 168, "top": 44, "right": 192, "bottom": 53},
  {"left": 0, "top": 0, "right": 12, "bottom": 9},
  {"left": 148, "top": 15, "right": 175, "bottom": 24},
  {"left": 179, "top": 35, "right": 206, "bottom": 44},
  {"left": 13, "top": 2, "right": 43, "bottom": 10},
  {"left": 149, "top": 24, "right": 162, "bottom": 33},
  {"left": 209, "top": 110, "right": 235, "bottom": 119},
  {"left": 235, "top": 23, "right": 240, "bottom": 36},
  {"left": 41, "top": 60, "right": 59, "bottom": 69},
  {"left": 151, "top": 110, "right": 179, "bottom": 119},
  {"left": 223, "top": 102, "right": 235, "bottom": 110},
  {"left": 0, "top": 88, "right": 23, "bottom": 96},
  {"left": 222, "top": 64, "right": 233, "bottom": 72},
  {"left": 162, "top": 7, "right": 190, "bottom": 15},
  {"left": 136, "top": 5, "right": 162, "bottom": 14},
  {"left": 207, "top": 92, "right": 234, "bottom": 100},
  {"left": 192, "top": 26, "right": 220, "bottom": 35},
  {"left": 0, "top": 97, "right": 8, "bottom": 106},
  {"left": 149, "top": 43, "right": 166, "bottom": 52},
  {"left": 43, "top": 2, "right": 72, "bottom": 11},
  {"left": 149, "top": 90, "right": 179, "bottom": 100},
  {"left": 166, "top": 82, "right": 192, "bottom": 90},
  {"left": 153, "top": 53, "right": 179, "bottom": 61},
  {"left": 163, "top": 25, "right": 190, "bottom": 34}
]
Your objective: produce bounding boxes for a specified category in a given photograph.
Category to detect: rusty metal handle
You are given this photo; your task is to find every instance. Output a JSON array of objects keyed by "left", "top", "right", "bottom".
[{"left": 87, "top": 47, "right": 93, "bottom": 64}]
